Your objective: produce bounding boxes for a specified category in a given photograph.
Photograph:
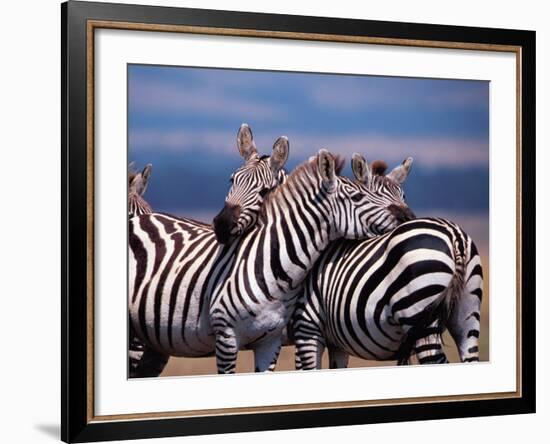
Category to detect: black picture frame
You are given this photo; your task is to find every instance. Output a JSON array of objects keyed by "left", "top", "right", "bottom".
[{"left": 61, "top": 1, "right": 536, "bottom": 442}]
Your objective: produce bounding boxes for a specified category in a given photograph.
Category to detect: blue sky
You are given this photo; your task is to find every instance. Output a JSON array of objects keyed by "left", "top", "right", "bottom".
[{"left": 128, "top": 64, "right": 489, "bottom": 243}]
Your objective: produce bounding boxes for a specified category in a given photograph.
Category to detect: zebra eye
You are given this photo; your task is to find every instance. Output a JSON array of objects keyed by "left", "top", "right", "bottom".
[
  {"left": 259, "top": 188, "right": 270, "bottom": 198},
  {"left": 351, "top": 193, "right": 363, "bottom": 202}
]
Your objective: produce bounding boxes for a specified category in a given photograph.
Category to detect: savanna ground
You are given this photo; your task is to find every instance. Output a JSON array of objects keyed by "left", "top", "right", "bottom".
[{"left": 160, "top": 241, "right": 489, "bottom": 377}]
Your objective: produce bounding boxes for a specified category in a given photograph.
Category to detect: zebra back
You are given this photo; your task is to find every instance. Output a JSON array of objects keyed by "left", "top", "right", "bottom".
[{"left": 293, "top": 216, "right": 484, "bottom": 369}]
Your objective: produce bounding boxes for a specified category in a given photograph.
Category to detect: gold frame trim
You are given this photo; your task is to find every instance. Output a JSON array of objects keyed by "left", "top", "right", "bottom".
[{"left": 86, "top": 20, "right": 523, "bottom": 423}]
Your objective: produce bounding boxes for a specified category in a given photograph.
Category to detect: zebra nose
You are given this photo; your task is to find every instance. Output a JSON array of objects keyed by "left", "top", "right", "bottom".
[
  {"left": 213, "top": 203, "right": 241, "bottom": 244},
  {"left": 388, "top": 204, "right": 416, "bottom": 223}
]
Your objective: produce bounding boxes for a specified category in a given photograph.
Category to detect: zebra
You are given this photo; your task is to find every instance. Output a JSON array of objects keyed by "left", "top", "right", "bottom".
[
  {"left": 292, "top": 159, "right": 483, "bottom": 370},
  {"left": 128, "top": 163, "right": 152, "bottom": 217},
  {"left": 213, "top": 125, "right": 288, "bottom": 244},
  {"left": 208, "top": 150, "right": 414, "bottom": 373},
  {"left": 127, "top": 163, "right": 169, "bottom": 377},
  {"left": 128, "top": 124, "right": 289, "bottom": 377}
]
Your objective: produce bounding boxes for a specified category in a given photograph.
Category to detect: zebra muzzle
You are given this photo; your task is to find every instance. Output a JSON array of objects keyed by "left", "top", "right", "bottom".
[
  {"left": 388, "top": 204, "right": 416, "bottom": 223},
  {"left": 213, "top": 203, "right": 241, "bottom": 244}
]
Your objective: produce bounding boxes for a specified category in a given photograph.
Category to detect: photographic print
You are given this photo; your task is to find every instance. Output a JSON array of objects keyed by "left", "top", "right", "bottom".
[
  {"left": 127, "top": 65, "right": 489, "bottom": 378},
  {"left": 63, "top": 2, "right": 534, "bottom": 440}
]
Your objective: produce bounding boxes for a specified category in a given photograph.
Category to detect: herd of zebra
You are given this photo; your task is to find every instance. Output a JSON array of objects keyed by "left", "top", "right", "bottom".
[{"left": 127, "top": 123, "right": 484, "bottom": 377}]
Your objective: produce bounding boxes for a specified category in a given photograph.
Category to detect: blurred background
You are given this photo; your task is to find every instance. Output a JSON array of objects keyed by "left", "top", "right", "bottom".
[{"left": 128, "top": 64, "right": 489, "bottom": 375}]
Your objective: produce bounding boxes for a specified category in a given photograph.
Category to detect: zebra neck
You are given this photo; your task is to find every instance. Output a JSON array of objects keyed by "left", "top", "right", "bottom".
[
  {"left": 129, "top": 194, "right": 152, "bottom": 216},
  {"left": 255, "top": 195, "right": 332, "bottom": 293},
  {"left": 247, "top": 159, "right": 336, "bottom": 294}
]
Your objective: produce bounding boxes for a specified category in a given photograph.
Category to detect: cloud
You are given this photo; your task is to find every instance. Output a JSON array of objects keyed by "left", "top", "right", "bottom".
[
  {"left": 130, "top": 128, "right": 236, "bottom": 154},
  {"left": 130, "top": 128, "right": 488, "bottom": 169},
  {"left": 129, "top": 79, "right": 285, "bottom": 120},
  {"left": 308, "top": 79, "right": 488, "bottom": 112},
  {"left": 290, "top": 133, "right": 489, "bottom": 169},
  {"left": 129, "top": 68, "right": 488, "bottom": 121},
  {"left": 191, "top": 69, "right": 281, "bottom": 89}
]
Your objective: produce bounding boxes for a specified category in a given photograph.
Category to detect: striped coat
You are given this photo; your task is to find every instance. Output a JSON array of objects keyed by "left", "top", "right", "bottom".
[
  {"left": 293, "top": 216, "right": 484, "bottom": 369},
  {"left": 127, "top": 163, "right": 170, "bottom": 377},
  {"left": 128, "top": 125, "right": 289, "bottom": 377},
  {"left": 207, "top": 151, "right": 413, "bottom": 373}
]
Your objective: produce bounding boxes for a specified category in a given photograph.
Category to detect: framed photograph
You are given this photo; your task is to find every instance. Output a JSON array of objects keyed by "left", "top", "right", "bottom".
[{"left": 62, "top": 1, "right": 535, "bottom": 442}]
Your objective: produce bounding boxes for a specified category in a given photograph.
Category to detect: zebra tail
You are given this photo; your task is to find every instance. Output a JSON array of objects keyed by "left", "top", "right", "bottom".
[{"left": 444, "top": 233, "right": 467, "bottom": 326}]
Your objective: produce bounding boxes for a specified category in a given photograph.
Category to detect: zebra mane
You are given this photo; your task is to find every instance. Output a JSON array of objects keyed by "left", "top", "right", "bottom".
[
  {"left": 371, "top": 160, "right": 388, "bottom": 176},
  {"left": 258, "top": 153, "right": 344, "bottom": 221}
]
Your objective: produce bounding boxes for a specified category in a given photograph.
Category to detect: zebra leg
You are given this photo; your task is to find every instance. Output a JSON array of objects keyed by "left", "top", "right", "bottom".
[
  {"left": 267, "top": 349, "right": 282, "bottom": 372},
  {"left": 447, "top": 288, "right": 483, "bottom": 363},
  {"left": 293, "top": 304, "right": 326, "bottom": 370},
  {"left": 292, "top": 290, "right": 326, "bottom": 370},
  {"left": 128, "top": 335, "right": 145, "bottom": 373},
  {"left": 447, "top": 243, "right": 483, "bottom": 363},
  {"left": 215, "top": 329, "right": 240, "bottom": 374},
  {"left": 294, "top": 350, "right": 303, "bottom": 370},
  {"left": 295, "top": 337, "right": 325, "bottom": 370},
  {"left": 129, "top": 346, "right": 169, "bottom": 378},
  {"left": 327, "top": 346, "right": 349, "bottom": 369},
  {"left": 254, "top": 337, "right": 283, "bottom": 372},
  {"left": 412, "top": 325, "right": 449, "bottom": 365},
  {"left": 129, "top": 319, "right": 146, "bottom": 370},
  {"left": 128, "top": 320, "right": 169, "bottom": 378}
]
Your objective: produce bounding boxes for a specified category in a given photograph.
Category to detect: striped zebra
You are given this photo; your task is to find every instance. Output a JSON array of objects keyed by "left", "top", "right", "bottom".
[
  {"left": 128, "top": 163, "right": 152, "bottom": 217},
  {"left": 213, "top": 125, "right": 288, "bottom": 244},
  {"left": 128, "top": 124, "right": 289, "bottom": 377},
  {"left": 208, "top": 150, "right": 414, "bottom": 373},
  {"left": 292, "top": 160, "right": 483, "bottom": 370},
  {"left": 127, "top": 163, "right": 170, "bottom": 377}
]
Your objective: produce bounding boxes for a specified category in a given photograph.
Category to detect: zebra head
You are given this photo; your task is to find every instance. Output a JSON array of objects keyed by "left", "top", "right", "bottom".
[
  {"left": 128, "top": 163, "right": 153, "bottom": 217},
  {"left": 349, "top": 154, "right": 415, "bottom": 233},
  {"left": 315, "top": 150, "right": 414, "bottom": 240},
  {"left": 213, "top": 124, "right": 289, "bottom": 244}
]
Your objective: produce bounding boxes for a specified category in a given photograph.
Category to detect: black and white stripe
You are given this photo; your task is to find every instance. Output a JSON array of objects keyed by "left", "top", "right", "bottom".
[
  {"left": 293, "top": 216, "right": 484, "bottom": 370},
  {"left": 129, "top": 149, "right": 414, "bottom": 375},
  {"left": 213, "top": 124, "right": 289, "bottom": 244},
  {"left": 207, "top": 151, "right": 412, "bottom": 373},
  {"left": 127, "top": 163, "right": 170, "bottom": 377},
  {"left": 128, "top": 125, "right": 289, "bottom": 377}
]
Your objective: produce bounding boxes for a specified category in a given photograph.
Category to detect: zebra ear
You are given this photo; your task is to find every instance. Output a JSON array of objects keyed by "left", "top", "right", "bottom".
[
  {"left": 139, "top": 164, "right": 152, "bottom": 196},
  {"left": 317, "top": 149, "right": 336, "bottom": 191},
  {"left": 351, "top": 153, "right": 371, "bottom": 184},
  {"left": 269, "top": 136, "right": 289, "bottom": 173},
  {"left": 129, "top": 174, "right": 138, "bottom": 193},
  {"left": 387, "top": 157, "right": 413, "bottom": 183},
  {"left": 237, "top": 123, "right": 257, "bottom": 161}
]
